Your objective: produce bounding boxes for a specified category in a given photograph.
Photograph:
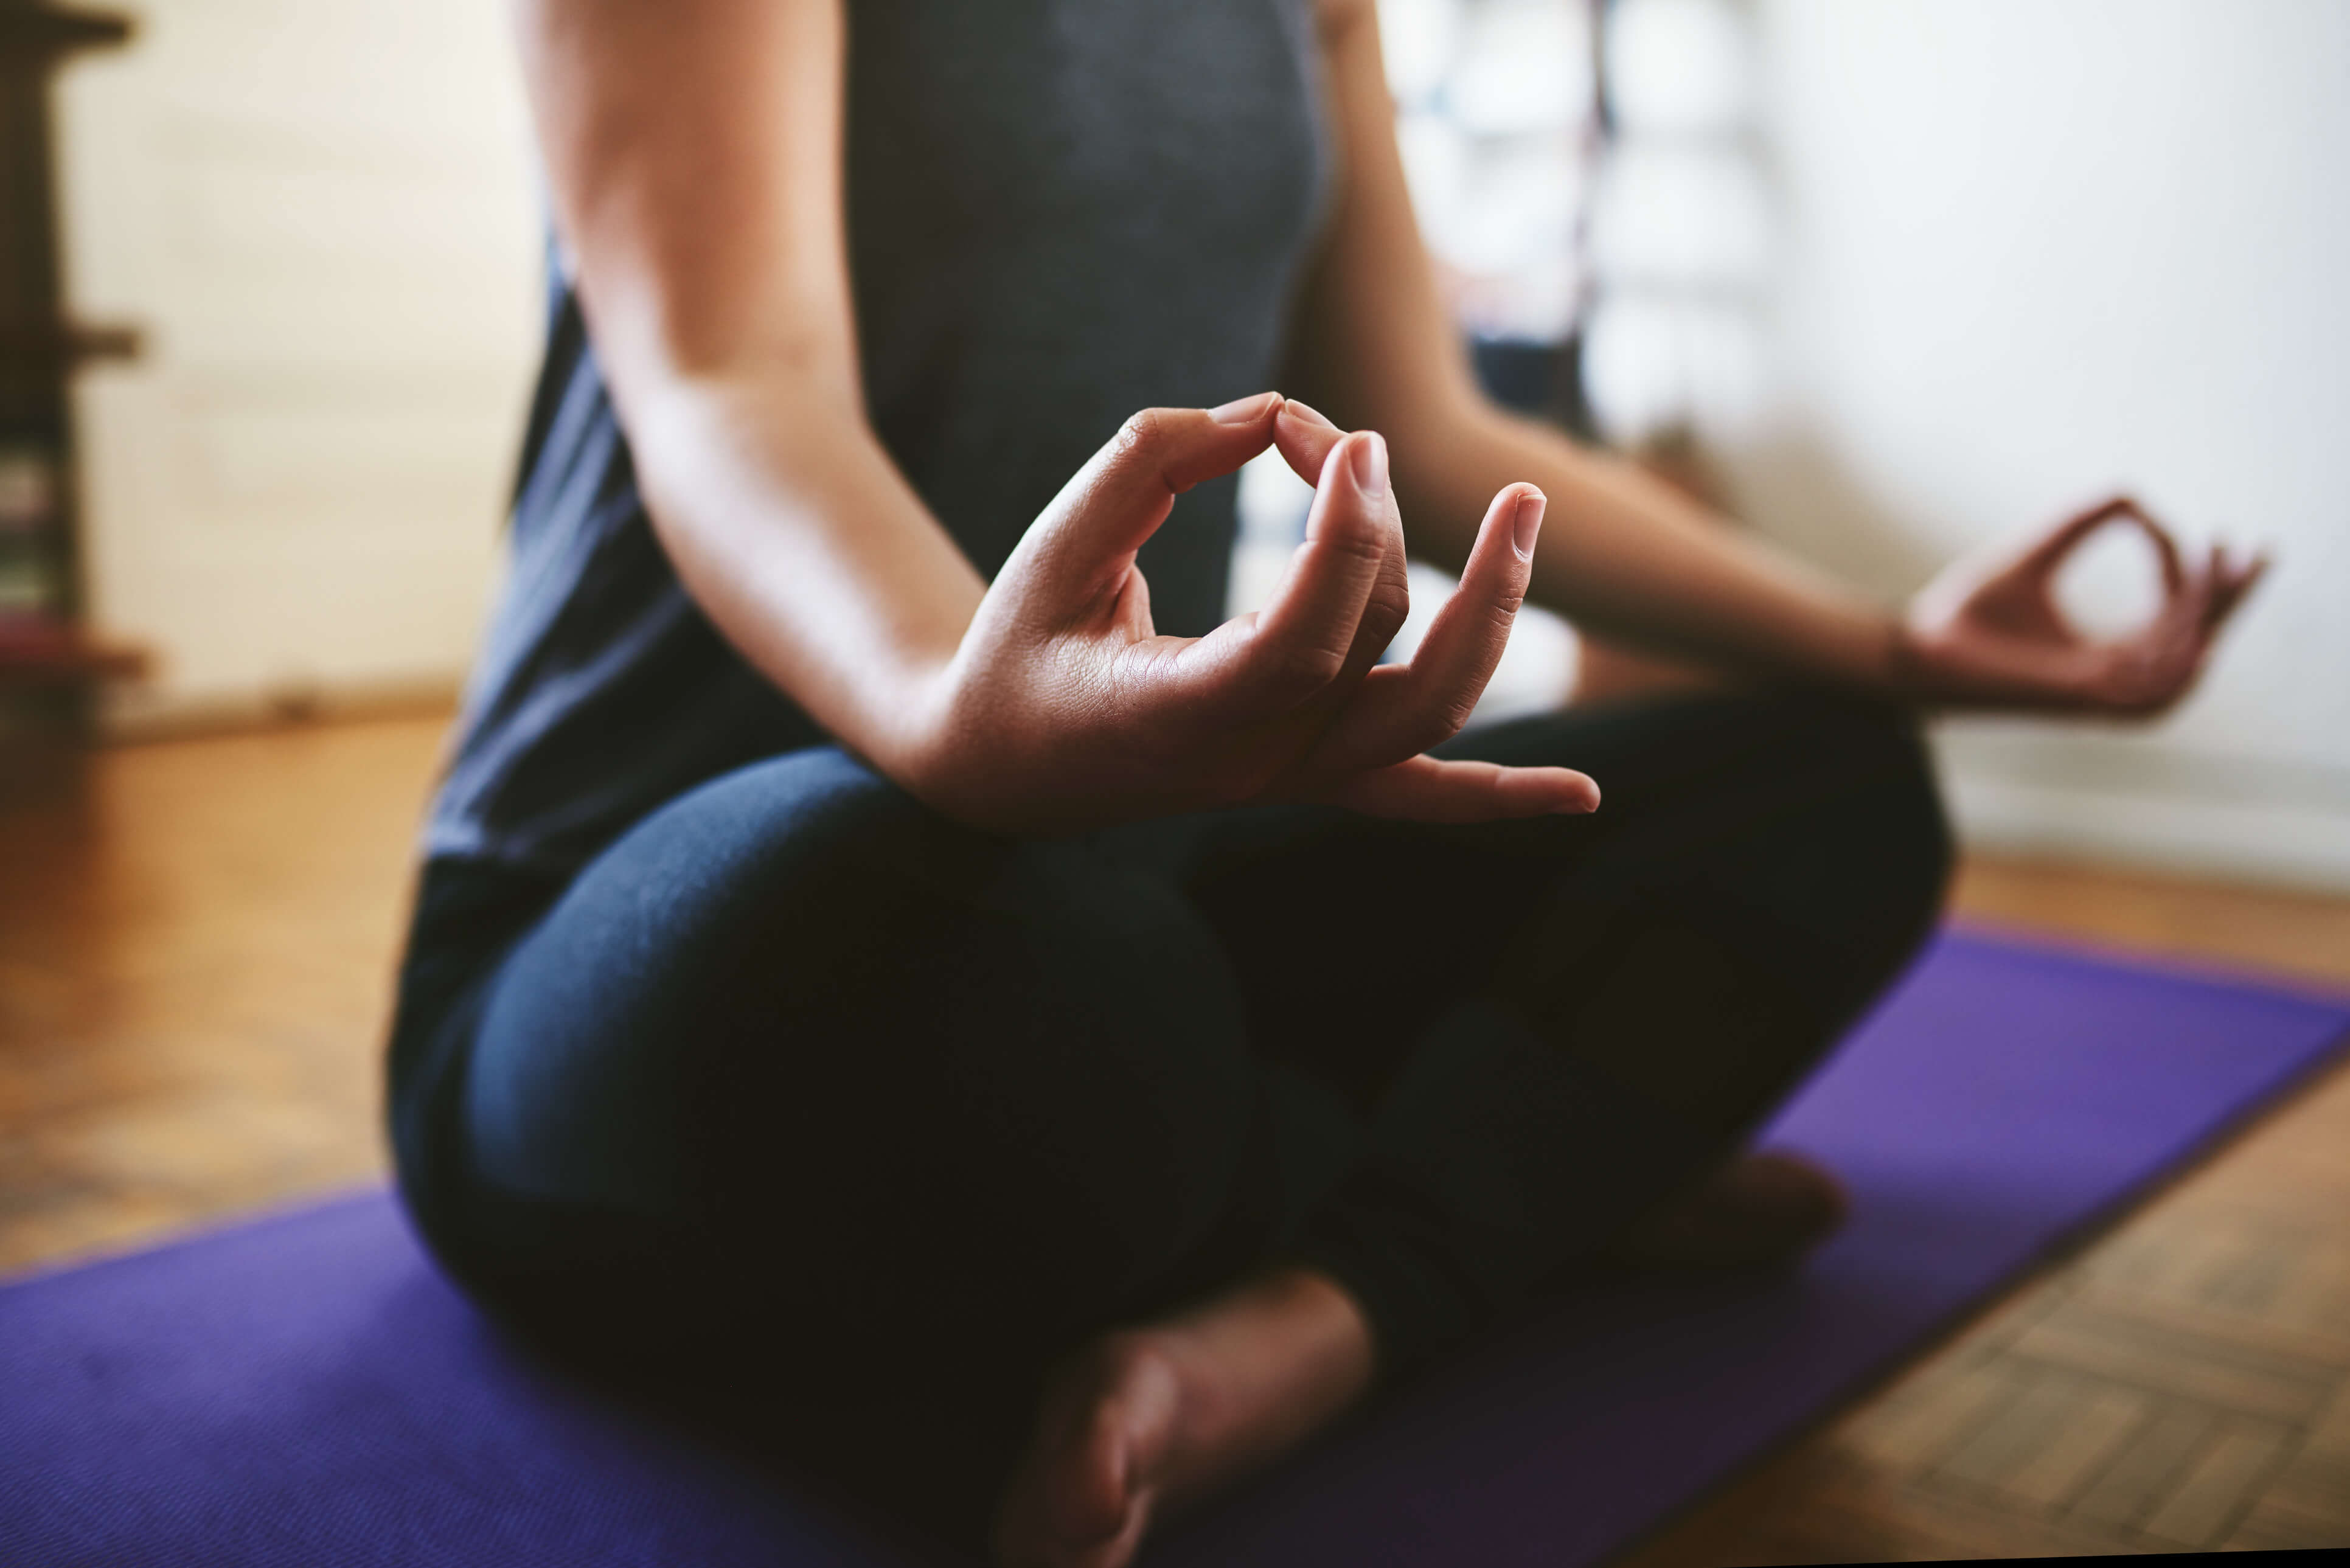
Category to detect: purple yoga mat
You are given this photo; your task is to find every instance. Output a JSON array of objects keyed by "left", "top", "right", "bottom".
[{"left": 4, "top": 931, "right": 2345, "bottom": 1568}]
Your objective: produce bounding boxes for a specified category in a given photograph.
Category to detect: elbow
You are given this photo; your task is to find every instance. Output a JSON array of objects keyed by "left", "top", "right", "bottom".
[
  {"left": 661, "top": 321, "right": 860, "bottom": 397},
  {"left": 575, "top": 261, "right": 862, "bottom": 428}
]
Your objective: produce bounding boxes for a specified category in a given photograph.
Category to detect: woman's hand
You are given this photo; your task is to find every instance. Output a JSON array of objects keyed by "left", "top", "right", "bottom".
[
  {"left": 902, "top": 394, "right": 1601, "bottom": 834},
  {"left": 1895, "top": 496, "right": 2266, "bottom": 714}
]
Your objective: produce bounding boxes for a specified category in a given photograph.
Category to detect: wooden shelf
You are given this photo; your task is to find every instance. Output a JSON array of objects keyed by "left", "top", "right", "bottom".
[
  {"left": 0, "top": 317, "right": 142, "bottom": 367},
  {"left": 0, "top": 3, "right": 133, "bottom": 64},
  {"left": 0, "top": 2, "right": 139, "bottom": 727},
  {"left": 0, "top": 612, "right": 148, "bottom": 687}
]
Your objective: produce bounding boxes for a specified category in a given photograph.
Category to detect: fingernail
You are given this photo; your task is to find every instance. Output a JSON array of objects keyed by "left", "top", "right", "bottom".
[
  {"left": 1211, "top": 391, "right": 1280, "bottom": 425},
  {"left": 1282, "top": 398, "right": 1337, "bottom": 429},
  {"left": 1349, "top": 431, "right": 1388, "bottom": 496},
  {"left": 1512, "top": 490, "right": 1545, "bottom": 560}
]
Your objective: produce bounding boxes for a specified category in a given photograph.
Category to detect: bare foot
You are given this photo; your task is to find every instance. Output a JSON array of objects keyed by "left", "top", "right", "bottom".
[
  {"left": 1610, "top": 1150, "right": 1851, "bottom": 1270},
  {"left": 991, "top": 1267, "right": 1375, "bottom": 1568}
]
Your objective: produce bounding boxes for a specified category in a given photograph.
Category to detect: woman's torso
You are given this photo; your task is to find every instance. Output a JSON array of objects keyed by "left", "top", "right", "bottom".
[{"left": 426, "top": 0, "right": 1332, "bottom": 874}]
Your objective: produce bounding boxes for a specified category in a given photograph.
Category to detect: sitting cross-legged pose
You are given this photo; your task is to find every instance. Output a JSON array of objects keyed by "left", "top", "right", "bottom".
[{"left": 387, "top": 2, "right": 2262, "bottom": 1563}]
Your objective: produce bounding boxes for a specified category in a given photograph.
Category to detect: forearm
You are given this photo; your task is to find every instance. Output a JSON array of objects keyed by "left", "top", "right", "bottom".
[
  {"left": 623, "top": 370, "right": 983, "bottom": 779},
  {"left": 1393, "top": 405, "right": 1902, "bottom": 692}
]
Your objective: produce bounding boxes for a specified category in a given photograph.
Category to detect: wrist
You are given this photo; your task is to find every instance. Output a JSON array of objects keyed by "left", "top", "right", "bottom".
[
  {"left": 870, "top": 649, "right": 966, "bottom": 803},
  {"left": 1876, "top": 612, "right": 1925, "bottom": 701},
  {"left": 1792, "top": 599, "right": 1916, "bottom": 701}
]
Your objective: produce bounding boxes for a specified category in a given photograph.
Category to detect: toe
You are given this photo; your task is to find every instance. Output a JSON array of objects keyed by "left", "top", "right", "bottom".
[
  {"left": 996, "top": 1339, "right": 1181, "bottom": 1568},
  {"left": 1612, "top": 1149, "right": 1850, "bottom": 1270}
]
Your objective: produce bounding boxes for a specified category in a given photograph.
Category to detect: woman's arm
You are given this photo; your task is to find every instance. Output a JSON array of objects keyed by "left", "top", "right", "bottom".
[
  {"left": 511, "top": 0, "right": 1596, "bottom": 830},
  {"left": 1291, "top": 0, "right": 2261, "bottom": 709},
  {"left": 1288, "top": 0, "right": 1897, "bottom": 685},
  {"left": 514, "top": 0, "right": 981, "bottom": 782}
]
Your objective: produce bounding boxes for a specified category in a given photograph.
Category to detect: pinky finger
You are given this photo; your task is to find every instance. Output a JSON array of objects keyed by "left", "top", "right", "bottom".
[{"left": 1319, "top": 755, "right": 1601, "bottom": 824}]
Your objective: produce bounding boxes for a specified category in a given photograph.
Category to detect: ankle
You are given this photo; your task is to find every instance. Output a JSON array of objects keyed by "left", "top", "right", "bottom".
[{"left": 1163, "top": 1268, "right": 1375, "bottom": 1460}]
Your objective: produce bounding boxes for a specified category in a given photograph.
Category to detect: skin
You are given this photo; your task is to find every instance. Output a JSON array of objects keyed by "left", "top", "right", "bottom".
[{"left": 509, "top": 2, "right": 2267, "bottom": 1563}]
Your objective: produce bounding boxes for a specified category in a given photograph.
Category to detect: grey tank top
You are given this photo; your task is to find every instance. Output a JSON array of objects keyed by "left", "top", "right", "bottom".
[{"left": 426, "top": 0, "right": 1331, "bottom": 873}]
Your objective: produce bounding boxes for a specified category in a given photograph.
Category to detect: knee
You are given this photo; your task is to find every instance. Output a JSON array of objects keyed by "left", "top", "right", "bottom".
[
  {"left": 1793, "top": 694, "right": 1954, "bottom": 950},
  {"left": 659, "top": 744, "right": 928, "bottom": 884},
  {"left": 1855, "top": 704, "right": 1953, "bottom": 916},
  {"left": 459, "top": 751, "right": 939, "bottom": 1195},
  {"left": 602, "top": 746, "right": 997, "bottom": 959}
]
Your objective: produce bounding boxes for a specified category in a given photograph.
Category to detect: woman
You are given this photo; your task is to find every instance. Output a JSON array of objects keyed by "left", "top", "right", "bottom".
[{"left": 388, "top": 2, "right": 2261, "bottom": 1564}]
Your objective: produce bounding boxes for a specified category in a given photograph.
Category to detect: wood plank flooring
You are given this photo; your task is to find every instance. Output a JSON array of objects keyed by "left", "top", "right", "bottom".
[
  {"left": 1616, "top": 864, "right": 2350, "bottom": 1564},
  {"left": 0, "top": 719, "right": 435, "bottom": 1270},
  {"left": 2, "top": 714, "right": 2346, "bottom": 1561}
]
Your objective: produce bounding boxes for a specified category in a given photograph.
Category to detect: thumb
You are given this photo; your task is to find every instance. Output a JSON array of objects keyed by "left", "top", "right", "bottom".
[{"left": 1012, "top": 395, "right": 1284, "bottom": 610}]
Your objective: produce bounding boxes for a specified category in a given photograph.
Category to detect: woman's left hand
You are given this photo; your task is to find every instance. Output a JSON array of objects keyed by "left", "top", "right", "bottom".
[{"left": 1895, "top": 495, "right": 2266, "bottom": 715}]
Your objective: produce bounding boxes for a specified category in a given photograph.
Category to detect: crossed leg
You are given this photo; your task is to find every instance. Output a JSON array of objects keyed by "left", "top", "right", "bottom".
[
  {"left": 996, "top": 689, "right": 1950, "bottom": 1564},
  {"left": 388, "top": 689, "right": 1948, "bottom": 1564}
]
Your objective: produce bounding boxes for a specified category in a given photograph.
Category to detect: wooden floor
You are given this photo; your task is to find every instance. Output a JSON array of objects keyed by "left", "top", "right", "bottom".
[{"left": 2, "top": 714, "right": 2345, "bottom": 1561}]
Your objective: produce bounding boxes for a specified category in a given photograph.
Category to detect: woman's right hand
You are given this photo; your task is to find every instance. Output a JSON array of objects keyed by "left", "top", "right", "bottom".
[{"left": 902, "top": 394, "right": 1601, "bottom": 834}]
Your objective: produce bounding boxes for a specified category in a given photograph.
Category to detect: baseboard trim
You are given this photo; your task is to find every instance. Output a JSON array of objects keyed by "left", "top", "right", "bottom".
[
  {"left": 1943, "top": 766, "right": 2350, "bottom": 895},
  {"left": 98, "top": 675, "right": 461, "bottom": 744}
]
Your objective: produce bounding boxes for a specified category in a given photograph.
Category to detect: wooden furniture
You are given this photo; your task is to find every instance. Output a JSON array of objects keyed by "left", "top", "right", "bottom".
[{"left": 0, "top": 1, "right": 145, "bottom": 722}]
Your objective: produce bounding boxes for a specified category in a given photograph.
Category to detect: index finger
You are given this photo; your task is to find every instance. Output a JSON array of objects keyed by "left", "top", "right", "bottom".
[
  {"left": 1016, "top": 398, "right": 1285, "bottom": 611},
  {"left": 2025, "top": 494, "right": 2185, "bottom": 597},
  {"left": 2113, "top": 500, "right": 2188, "bottom": 598},
  {"left": 1271, "top": 398, "right": 1345, "bottom": 488}
]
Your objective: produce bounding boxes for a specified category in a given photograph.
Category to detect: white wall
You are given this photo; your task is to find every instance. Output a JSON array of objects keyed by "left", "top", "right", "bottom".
[
  {"left": 56, "top": 0, "right": 541, "bottom": 731},
  {"left": 1722, "top": 0, "right": 2350, "bottom": 890}
]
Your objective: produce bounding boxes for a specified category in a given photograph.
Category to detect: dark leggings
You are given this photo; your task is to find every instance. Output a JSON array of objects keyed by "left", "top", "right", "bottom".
[{"left": 388, "top": 690, "right": 1948, "bottom": 1479}]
